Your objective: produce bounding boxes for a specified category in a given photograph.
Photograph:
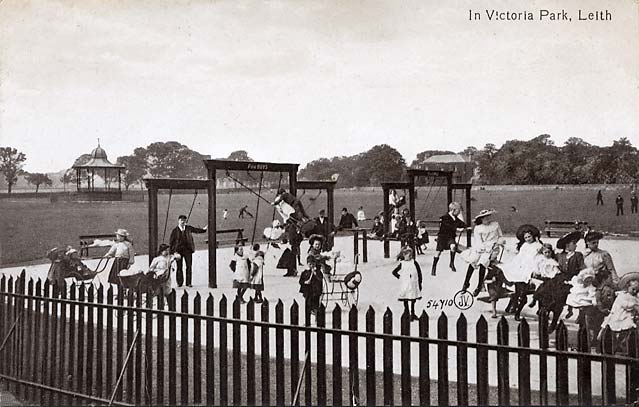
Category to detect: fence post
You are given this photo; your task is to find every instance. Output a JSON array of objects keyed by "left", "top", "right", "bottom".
[
  {"left": 437, "top": 312, "right": 449, "bottom": 407},
  {"left": 353, "top": 229, "right": 359, "bottom": 263},
  {"left": 538, "top": 310, "right": 549, "bottom": 405},
  {"left": 261, "top": 299, "right": 271, "bottom": 406},
  {"left": 232, "top": 296, "right": 242, "bottom": 406},
  {"left": 156, "top": 291, "right": 166, "bottom": 405},
  {"left": 418, "top": 311, "right": 430, "bottom": 406},
  {"left": 115, "top": 287, "right": 124, "bottom": 403},
  {"left": 77, "top": 287, "right": 86, "bottom": 402},
  {"left": 365, "top": 307, "right": 376, "bottom": 406},
  {"left": 496, "top": 316, "right": 510, "bottom": 406},
  {"left": 332, "top": 305, "right": 343, "bottom": 407},
  {"left": 180, "top": 291, "right": 190, "bottom": 406},
  {"left": 348, "top": 305, "right": 360, "bottom": 406},
  {"left": 68, "top": 283, "right": 77, "bottom": 405},
  {"left": 86, "top": 286, "right": 95, "bottom": 403},
  {"left": 125, "top": 291, "right": 135, "bottom": 404},
  {"left": 219, "top": 295, "right": 229, "bottom": 406},
  {"left": 627, "top": 329, "right": 639, "bottom": 405},
  {"left": 275, "top": 300, "right": 285, "bottom": 406},
  {"left": 600, "top": 326, "right": 616, "bottom": 406},
  {"left": 106, "top": 286, "right": 114, "bottom": 403},
  {"left": 517, "top": 318, "right": 531, "bottom": 406},
  {"left": 576, "top": 323, "right": 591, "bottom": 406},
  {"left": 144, "top": 288, "right": 154, "bottom": 406},
  {"left": 555, "top": 322, "right": 569, "bottom": 405},
  {"left": 168, "top": 290, "right": 177, "bottom": 406},
  {"left": 382, "top": 308, "right": 393, "bottom": 406},
  {"left": 456, "top": 313, "right": 468, "bottom": 407},
  {"left": 290, "top": 301, "right": 300, "bottom": 406},
  {"left": 317, "top": 305, "right": 327, "bottom": 406},
  {"left": 400, "top": 311, "right": 411, "bottom": 406},
  {"left": 193, "top": 293, "right": 203, "bottom": 405},
  {"left": 246, "top": 299, "right": 256, "bottom": 406},
  {"left": 205, "top": 294, "right": 215, "bottom": 406},
  {"left": 476, "top": 315, "right": 489, "bottom": 406}
]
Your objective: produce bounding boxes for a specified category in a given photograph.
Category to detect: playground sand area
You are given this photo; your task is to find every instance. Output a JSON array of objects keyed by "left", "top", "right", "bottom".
[{"left": 1, "top": 234, "right": 637, "bottom": 397}]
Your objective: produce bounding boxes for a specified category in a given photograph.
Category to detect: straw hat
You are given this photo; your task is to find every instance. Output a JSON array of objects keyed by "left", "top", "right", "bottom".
[
  {"left": 115, "top": 228, "right": 129, "bottom": 237},
  {"left": 344, "top": 271, "right": 362, "bottom": 290},
  {"left": 516, "top": 224, "right": 541, "bottom": 241},
  {"left": 474, "top": 209, "right": 496, "bottom": 221},
  {"left": 618, "top": 272, "right": 639, "bottom": 290},
  {"left": 556, "top": 230, "right": 582, "bottom": 250}
]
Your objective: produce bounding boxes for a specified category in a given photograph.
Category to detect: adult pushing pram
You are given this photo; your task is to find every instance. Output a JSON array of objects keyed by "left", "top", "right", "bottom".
[{"left": 46, "top": 246, "right": 110, "bottom": 290}]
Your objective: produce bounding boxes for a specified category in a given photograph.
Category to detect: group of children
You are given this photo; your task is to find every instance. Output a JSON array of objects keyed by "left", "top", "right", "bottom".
[{"left": 230, "top": 243, "right": 265, "bottom": 303}]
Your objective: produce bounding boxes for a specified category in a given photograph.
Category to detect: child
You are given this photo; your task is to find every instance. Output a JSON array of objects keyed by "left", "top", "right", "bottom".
[
  {"left": 105, "top": 228, "right": 135, "bottom": 285},
  {"left": 250, "top": 244, "right": 265, "bottom": 303},
  {"left": 231, "top": 245, "right": 251, "bottom": 303},
  {"left": 276, "top": 238, "right": 297, "bottom": 277},
  {"left": 147, "top": 243, "right": 178, "bottom": 296},
  {"left": 416, "top": 220, "right": 430, "bottom": 254},
  {"left": 599, "top": 276, "right": 639, "bottom": 353},
  {"left": 528, "top": 243, "right": 561, "bottom": 308},
  {"left": 502, "top": 225, "right": 542, "bottom": 320},
  {"left": 367, "top": 216, "right": 385, "bottom": 240},
  {"left": 477, "top": 247, "right": 510, "bottom": 318},
  {"left": 566, "top": 268, "right": 597, "bottom": 309},
  {"left": 391, "top": 246, "right": 423, "bottom": 321},
  {"left": 555, "top": 231, "right": 586, "bottom": 319}
]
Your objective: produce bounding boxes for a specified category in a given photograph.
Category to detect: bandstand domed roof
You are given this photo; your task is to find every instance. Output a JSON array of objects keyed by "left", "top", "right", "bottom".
[{"left": 73, "top": 141, "right": 125, "bottom": 169}]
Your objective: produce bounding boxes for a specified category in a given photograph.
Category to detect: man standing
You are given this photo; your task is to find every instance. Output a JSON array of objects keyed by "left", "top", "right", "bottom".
[
  {"left": 631, "top": 193, "right": 638, "bottom": 214},
  {"left": 313, "top": 209, "right": 336, "bottom": 251},
  {"left": 169, "top": 215, "right": 207, "bottom": 287},
  {"left": 338, "top": 207, "right": 358, "bottom": 230},
  {"left": 239, "top": 205, "right": 254, "bottom": 219},
  {"left": 596, "top": 190, "right": 604, "bottom": 206},
  {"left": 616, "top": 194, "right": 624, "bottom": 216},
  {"left": 432, "top": 202, "right": 466, "bottom": 275}
]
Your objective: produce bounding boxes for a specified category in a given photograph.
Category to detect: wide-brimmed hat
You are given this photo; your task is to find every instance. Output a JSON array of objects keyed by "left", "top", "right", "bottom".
[
  {"left": 115, "top": 228, "right": 129, "bottom": 237},
  {"left": 344, "top": 271, "right": 362, "bottom": 290},
  {"left": 578, "top": 267, "right": 596, "bottom": 281},
  {"left": 618, "top": 272, "right": 639, "bottom": 290},
  {"left": 584, "top": 230, "right": 604, "bottom": 242},
  {"left": 474, "top": 209, "right": 496, "bottom": 221},
  {"left": 516, "top": 224, "right": 541, "bottom": 241},
  {"left": 308, "top": 234, "right": 325, "bottom": 247},
  {"left": 556, "top": 230, "right": 582, "bottom": 250}
]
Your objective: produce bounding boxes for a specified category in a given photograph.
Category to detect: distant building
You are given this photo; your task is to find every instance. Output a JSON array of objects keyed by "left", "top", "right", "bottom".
[{"left": 413, "top": 153, "right": 477, "bottom": 183}]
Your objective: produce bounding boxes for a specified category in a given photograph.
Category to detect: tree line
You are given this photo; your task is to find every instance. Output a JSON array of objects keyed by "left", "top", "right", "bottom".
[{"left": 1, "top": 135, "right": 637, "bottom": 193}]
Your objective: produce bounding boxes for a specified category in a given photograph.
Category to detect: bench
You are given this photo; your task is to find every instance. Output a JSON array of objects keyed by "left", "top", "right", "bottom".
[
  {"left": 79, "top": 233, "right": 117, "bottom": 258},
  {"left": 213, "top": 228, "right": 248, "bottom": 248},
  {"left": 544, "top": 220, "right": 588, "bottom": 238}
]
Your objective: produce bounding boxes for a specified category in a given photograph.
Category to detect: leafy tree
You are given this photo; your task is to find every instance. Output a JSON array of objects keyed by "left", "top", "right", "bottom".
[
  {"left": 117, "top": 150, "right": 148, "bottom": 190},
  {"left": 359, "top": 144, "right": 407, "bottom": 185},
  {"left": 227, "top": 150, "right": 253, "bottom": 162},
  {"left": 24, "top": 172, "right": 52, "bottom": 193},
  {"left": 59, "top": 170, "right": 74, "bottom": 192},
  {"left": 145, "top": 141, "right": 211, "bottom": 179},
  {"left": 0, "top": 147, "right": 27, "bottom": 194}
]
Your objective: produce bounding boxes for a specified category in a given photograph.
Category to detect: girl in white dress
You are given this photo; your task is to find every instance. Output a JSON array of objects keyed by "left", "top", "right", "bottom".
[
  {"left": 502, "top": 225, "right": 543, "bottom": 320},
  {"left": 461, "top": 209, "right": 504, "bottom": 296},
  {"left": 231, "top": 245, "right": 251, "bottom": 303},
  {"left": 391, "top": 246, "right": 423, "bottom": 321}
]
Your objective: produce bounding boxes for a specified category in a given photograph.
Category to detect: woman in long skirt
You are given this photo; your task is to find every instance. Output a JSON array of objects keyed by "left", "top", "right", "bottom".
[{"left": 106, "top": 228, "right": 135, "bottom": 285}]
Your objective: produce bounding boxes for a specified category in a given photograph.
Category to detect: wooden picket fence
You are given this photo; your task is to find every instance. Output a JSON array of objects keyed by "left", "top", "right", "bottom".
[{"left": 0, "top": 270, "right": 638, "bottom": 406}]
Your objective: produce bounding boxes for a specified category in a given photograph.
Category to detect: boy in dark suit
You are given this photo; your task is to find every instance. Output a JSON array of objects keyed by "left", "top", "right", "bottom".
[{"left": 313, "top": 209, "right": 336, "bottom": 251}]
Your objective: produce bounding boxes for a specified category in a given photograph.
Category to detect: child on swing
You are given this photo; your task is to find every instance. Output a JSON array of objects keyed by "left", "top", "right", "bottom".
[
  {"left": 272, "top": 188, "right": 309, "bottom": 222},
  {"left": 391, "top": 246, "right": 423, "bottom": 321}
]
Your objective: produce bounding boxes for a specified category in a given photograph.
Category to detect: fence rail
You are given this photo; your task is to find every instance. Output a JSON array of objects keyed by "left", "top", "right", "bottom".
[{"left": 0, "top": 270, "right": 638, "bottom": 406}]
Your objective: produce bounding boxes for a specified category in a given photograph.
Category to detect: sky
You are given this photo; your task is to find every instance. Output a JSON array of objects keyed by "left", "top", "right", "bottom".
[{"left": 0, "top": 0, "right": 638, "bottom": 173}]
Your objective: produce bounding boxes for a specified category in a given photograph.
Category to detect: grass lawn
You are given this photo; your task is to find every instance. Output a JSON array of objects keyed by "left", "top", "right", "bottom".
[{"left": 2, "top": 186, "right": 639, "bottom": 266}]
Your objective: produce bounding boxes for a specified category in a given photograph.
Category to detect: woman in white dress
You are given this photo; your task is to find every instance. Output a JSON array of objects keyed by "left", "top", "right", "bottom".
[{"left": 461, "top": 209, "right": 505, "bottom": 296}]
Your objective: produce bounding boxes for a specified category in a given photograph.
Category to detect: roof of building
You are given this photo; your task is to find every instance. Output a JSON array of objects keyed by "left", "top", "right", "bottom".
[
  {"left": 73, "top": 142, "right": 125, "bottom": 169},
  {"left": 422, "top": 153, "right": 469, "bottom": 163}
]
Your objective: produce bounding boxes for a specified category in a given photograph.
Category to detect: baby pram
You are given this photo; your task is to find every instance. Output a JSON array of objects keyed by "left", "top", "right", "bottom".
[{"left": 46, "top": 246, "right": 110, "bottom": 291}]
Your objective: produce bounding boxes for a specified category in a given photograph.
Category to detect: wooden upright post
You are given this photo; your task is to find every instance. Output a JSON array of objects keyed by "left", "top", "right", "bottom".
[
  {"left": 327, "top": 187, "right": 335, "bottom": 226},
  {"left": 148, "top": 185, "right": 158, "bottom": 266},
  {"left": 208, "top": 171, "right": 217, "bottom": 288},
  {"left": 383, "top": 187, "right": 390, "bottom": 258},
  {"left": 465, "top": 185, "right": 472, "bottom": 247}
]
